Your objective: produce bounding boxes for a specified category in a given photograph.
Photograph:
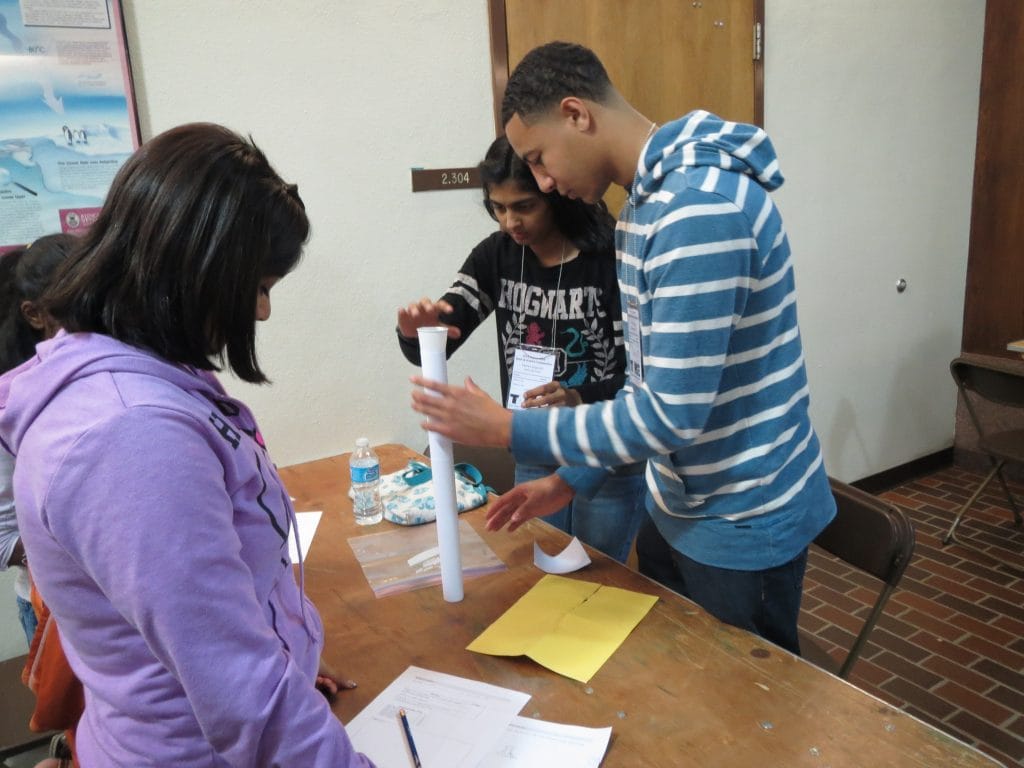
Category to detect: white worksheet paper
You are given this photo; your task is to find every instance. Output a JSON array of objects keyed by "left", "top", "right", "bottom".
[
  {"left": 346, "top": 666, "right": 531, "bottom": 768},
  {"left": 479, "top": 716, "right": 612, "bottom": 767},
  {"left": 287, "top": 510, "right": 322, "bottom": 564}
]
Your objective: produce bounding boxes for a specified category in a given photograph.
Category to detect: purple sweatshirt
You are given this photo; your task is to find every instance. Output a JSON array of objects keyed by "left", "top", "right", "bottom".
[{"left": 0, "top": 331, "right": 374, "bottom": 767}]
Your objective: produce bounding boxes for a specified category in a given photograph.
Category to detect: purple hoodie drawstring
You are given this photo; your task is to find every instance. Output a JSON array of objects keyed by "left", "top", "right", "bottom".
[{"left": 284, "top": 499, "right": 317, "bottom": 644}]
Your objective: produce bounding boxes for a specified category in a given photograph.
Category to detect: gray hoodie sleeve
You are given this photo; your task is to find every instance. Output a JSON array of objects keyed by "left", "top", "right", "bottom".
[{"left": 0, "top": 449, "right": 19, "bottom": 569}]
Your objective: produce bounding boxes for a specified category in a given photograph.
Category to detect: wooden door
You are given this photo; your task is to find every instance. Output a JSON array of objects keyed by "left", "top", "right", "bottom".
[
  {"left": 961, "top": 0, "right": 1024, "bottom": 358},
  {"left": 489, "top": 0, "right": 764, "bottom": 212}
]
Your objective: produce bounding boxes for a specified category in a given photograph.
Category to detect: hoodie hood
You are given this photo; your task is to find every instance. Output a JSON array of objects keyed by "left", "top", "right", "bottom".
[
  {"left": 0, "top": 330, "right": 225, "bottom": 455},
  {"left": 631, "top": 110, "right": 784, "bottom": 205}
]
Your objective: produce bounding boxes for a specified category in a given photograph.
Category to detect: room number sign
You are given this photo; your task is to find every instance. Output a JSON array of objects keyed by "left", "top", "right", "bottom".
[{"left": 410, "top": 167, "right": 480, "bottom": 192}]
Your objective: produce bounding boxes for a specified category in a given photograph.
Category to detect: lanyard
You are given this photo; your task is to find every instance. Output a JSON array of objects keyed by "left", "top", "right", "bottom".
[{"left": 517, "top": 239, "right": 567, "bottom": 346}]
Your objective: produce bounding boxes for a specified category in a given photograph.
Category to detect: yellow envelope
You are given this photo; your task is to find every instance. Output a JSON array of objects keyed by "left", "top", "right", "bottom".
[{"left": 467, "top": 574, "right": 658, "bottom": 682}]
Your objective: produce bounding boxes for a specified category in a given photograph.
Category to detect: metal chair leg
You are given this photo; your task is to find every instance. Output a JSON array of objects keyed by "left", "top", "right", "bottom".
[
  {"left": 944, "top": 460, "right": 1024, "bottom": 570},
  {"left": 839, "top": 584, "right": 894, "bottom": 679},
  {"left": 943, "top": 460, "right": 1001, "bottom": 546},
  {"left": 994, "top": 465, "right": 1024, "bottom": 526}
]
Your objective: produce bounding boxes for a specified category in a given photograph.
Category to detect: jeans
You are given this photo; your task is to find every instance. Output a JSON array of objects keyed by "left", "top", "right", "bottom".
[
  {"left": 514, "top": 463, "right": 647, "bottom": 563},
  {"left": 17, "top": 595, "right": 37, "bottom": 648},
  {"left": 636, "top": 515, "right": 806, "bottom": 654}
]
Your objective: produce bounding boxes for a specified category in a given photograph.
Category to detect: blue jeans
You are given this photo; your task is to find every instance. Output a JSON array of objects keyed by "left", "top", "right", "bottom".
[
  {"left": 635, "top": 516, "right": 806, "bottom": 654},
  {"left": 17, "top": 595, "right": 37, "bottom": 648},
  {"left": 514, "top": 463, "right": 647, "bottom": 563}
]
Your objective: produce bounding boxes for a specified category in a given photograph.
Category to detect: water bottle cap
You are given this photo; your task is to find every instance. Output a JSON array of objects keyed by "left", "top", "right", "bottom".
[{"left": 355, "top": 437, "right": 370, "bottom": 448}]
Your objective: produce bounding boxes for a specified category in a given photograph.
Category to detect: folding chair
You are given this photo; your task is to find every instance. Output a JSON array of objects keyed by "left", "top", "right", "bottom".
[
  {"left": 943, "top": 357, "right": 1024, "bottom": 561},
  {"left": 802, "top": 478, "right": 916, "bottom": 679}
]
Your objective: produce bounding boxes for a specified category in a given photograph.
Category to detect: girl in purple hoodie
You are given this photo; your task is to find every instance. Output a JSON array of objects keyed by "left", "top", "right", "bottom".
[
  {"left": 0, "top": 233, "right": 75, "bottom": 647},
  {"left": 0, "top": 124, "right": 375, "bottom": 767}
]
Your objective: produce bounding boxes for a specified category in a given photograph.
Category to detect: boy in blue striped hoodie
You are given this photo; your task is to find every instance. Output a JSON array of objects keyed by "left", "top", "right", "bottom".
[{"left": 412, "top": 42, "right": 835, "bottom": 654}]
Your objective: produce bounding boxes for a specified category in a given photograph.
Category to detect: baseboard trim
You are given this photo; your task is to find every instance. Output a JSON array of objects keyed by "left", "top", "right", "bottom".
[{"left": 851, "top": 448, "right": 954, "bottom": 494}]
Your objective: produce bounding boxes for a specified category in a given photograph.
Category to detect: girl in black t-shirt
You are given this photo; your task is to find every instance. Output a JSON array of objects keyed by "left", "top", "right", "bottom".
[{"left": 397, "top": 136, "right": 645, "bottom": 563}]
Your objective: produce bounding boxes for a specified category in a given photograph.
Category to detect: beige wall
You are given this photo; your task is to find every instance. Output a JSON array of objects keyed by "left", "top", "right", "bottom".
[
  {"left": 765, "top": 0, "right": 983, "bottom": 482},
  {"left": 126, "top": 0, "right": 507, "bottom": 468}
]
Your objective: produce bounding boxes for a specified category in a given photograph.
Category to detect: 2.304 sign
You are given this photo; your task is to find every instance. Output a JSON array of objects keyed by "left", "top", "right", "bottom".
[{"left": 410, "top": 167, "right": 480, "bottom": 192}]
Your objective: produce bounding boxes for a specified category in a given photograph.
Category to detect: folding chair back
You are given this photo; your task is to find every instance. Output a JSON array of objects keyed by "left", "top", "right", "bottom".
[
  {"left": 944, "top": 357, "right": 1024, "bottom": 556},
  {"left": 808, "top": 479, "right": 916, "bottom": 678},
  {"left": 952, "top": 357, "right": 1024, "bottom": 433}
]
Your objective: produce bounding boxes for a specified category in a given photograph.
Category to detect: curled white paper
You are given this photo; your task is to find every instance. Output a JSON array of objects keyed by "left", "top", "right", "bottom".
[{"left": 533, "top": 537, "right": 592, "bottom": 574}]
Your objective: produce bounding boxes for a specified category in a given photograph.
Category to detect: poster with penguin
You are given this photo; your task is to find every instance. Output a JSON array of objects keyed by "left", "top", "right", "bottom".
[{"left": 0, "top": 0, "right": 139, "bottom": 254}]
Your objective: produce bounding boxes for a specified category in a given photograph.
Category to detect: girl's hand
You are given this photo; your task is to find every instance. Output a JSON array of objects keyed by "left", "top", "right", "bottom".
[
  {"left": 315, "top": 658, "right": 357, "bottom": 701},
  {"left": 522, "top": 381, "right": 582, "bottom": 408},
  {"left": 397, "top": 298, "right": 461, "bottom": 340}
]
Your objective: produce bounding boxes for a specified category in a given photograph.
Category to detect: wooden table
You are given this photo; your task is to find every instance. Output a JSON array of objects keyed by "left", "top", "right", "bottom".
[{"left": 280, "top": 444, "right": 1002, "bottom": 768}]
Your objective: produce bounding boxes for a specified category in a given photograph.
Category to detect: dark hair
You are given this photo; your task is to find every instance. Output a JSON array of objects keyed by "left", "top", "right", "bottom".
[
  {"left": 501, "top": 41, "right": 613, "bottom": 126},
  {"left": 43, "top": 122, "right": 309, "bottom": 383},
  {"left": 0, "top": 234, "right": 76, "bottom": 373},
  {"left": 479, "top": 135, "right": 614, "bottom": 253}
]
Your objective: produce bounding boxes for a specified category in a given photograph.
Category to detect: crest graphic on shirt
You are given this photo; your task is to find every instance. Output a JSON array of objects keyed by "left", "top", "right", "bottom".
[
  {"left": 502, "top": 314, "right": 616, "bottom": 385},
  {"left": 564, "top": 363, "right": 589, "bottom": 387},
  {"left": 582, "top": 318, "right": 615, "bottom": 380},
  {"left": 502, "top": 315, "right": 528, "bottom": 377},
  {"left": 525, "top": 322, "right": 546, "bottom": 346},
  {"left": 563, "top": 327, "right": 587, "bottom": 357}
]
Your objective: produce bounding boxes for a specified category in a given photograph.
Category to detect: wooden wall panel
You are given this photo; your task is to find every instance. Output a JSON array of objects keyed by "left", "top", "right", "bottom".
[{"left": 961, "top": 0, "right": 1024, "bottom": 357}]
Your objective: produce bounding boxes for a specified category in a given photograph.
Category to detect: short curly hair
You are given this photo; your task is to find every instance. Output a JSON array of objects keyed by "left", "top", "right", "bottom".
[{"left": 501, "top": 41, "right": 612, "bottom": 127}]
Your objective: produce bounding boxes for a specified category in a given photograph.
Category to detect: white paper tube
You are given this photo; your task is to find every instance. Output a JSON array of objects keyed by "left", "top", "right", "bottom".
[{"left": 417, "top": 326, "right": 464, "bottom": 602}]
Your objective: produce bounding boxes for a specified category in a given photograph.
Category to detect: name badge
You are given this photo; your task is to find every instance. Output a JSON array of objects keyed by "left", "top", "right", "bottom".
[
  {"left": 507, "top": 345, "right": 558, "bottom": 409},
  {"left": 626, "top": 296, "right": 643, "bottom": 386}
]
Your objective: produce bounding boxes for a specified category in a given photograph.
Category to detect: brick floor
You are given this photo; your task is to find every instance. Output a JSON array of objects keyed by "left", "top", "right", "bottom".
[{"left": 799, "top": 465, "right": 1024, "bottom": 767}]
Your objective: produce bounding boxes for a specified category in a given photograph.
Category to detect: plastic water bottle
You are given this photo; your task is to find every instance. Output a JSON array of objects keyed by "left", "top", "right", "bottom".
[{"left": 350, "top": 438, "right": 383, "bottom": 525}]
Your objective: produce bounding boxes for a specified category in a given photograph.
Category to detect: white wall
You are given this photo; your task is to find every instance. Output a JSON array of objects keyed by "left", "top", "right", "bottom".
[
  {"left": 126, "top": 0, "right": 505, "bottom": 468},
  {"left": 765, "top": 0, "right": 984, "bottom": 481},
  {"left": 0, "top": 569, "right": 19, "bottom": 657},
  {"left": 0, "top": 1, "right": 986, "bottom": 660}
]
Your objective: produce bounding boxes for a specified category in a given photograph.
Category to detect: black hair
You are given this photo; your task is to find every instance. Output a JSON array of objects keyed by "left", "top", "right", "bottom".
[
  {"left": 0, "top": 234, "right": 76, "bottom": 373},
  {"left": 43, "top": 122, "right": 309, "bottom": 384},
  {"left": 478, "top": 135, "right": 614, "bottom": 254},
  {"left": 501, "top": 41, "right": 613, "bottom": 127}
]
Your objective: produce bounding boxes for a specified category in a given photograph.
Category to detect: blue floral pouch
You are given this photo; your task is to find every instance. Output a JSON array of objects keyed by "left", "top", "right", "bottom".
[{"left": 378, "top": 461, "right": 494, "bottom": 526}]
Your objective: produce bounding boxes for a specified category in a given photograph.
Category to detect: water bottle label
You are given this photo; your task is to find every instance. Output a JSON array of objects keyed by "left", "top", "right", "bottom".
[{"left": 351, "top": 464, "right": 379, "bottom": 484}]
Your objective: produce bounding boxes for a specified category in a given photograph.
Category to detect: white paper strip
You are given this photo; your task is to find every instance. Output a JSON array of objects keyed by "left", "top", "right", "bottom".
[
  {"left": 417, "top": 326, "right": 464, "bottom": 602},
  {"left": 533, "top": 537, "right": 592, "bottom": 574}
]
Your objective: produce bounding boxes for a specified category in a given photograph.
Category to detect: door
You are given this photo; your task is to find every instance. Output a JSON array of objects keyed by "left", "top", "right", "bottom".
[{"left": 489, "top": 0, "right": 764, "bottom": 212}]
